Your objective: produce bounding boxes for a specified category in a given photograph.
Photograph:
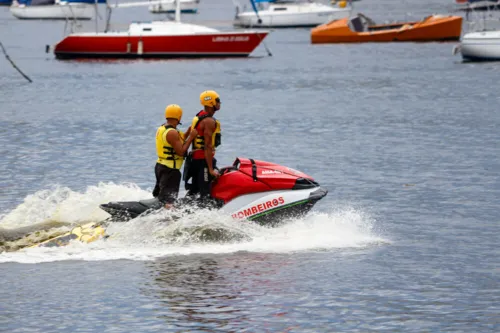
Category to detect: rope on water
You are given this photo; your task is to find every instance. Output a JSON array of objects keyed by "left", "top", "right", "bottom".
[
  {"left": 259, "top": 32, "right": 273, "bottom": 57},
  {"left": 0, "top": 41, "right": 32, "bottom": 83}
]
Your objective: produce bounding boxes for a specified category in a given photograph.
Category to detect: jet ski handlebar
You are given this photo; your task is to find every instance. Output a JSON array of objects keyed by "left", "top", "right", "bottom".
[{"left": 220, "top": 157, "right": 257, "bottom": 181}]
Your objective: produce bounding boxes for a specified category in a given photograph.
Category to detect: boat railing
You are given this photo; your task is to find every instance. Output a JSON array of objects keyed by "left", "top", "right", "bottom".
[
  {"left": 457, "top": 0, "right": 500, "bottom": 12},
  {"left": 466, "top": 16, "right": 500, "bottom": 31},
  {"left": 461, "top": 0, "right": 500, "bottom": 32}
]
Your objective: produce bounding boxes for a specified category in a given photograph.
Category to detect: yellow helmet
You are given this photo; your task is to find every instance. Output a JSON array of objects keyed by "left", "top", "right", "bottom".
[
  {"left": 200, "top": 90, "right": 221, "bottom": 107},
  {"left": 165, "top": 104, "right": 183, "bottom": 121}
]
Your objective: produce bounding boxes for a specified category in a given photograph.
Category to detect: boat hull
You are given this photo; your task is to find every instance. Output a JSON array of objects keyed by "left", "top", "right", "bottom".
[
  {"left": 10, "top": 3, "right": 94, "bottom": 20},
  {"left": 458, "top": 30, "right": 500, "bottom": 61},
  {"left": 54, "top": 31, "right": 269, "bottom": 59},
  {"left": 99, "top": 187, "right": 328, "bottom": 224},
  {"left": 234, "top": 4, "right": 350, "bottom": 28},
  {"left": 149, "top": 0, "right": 198, "bottom": 14},
  {"left": 311, "top": 15, "right": 463, "bottom": 43}
]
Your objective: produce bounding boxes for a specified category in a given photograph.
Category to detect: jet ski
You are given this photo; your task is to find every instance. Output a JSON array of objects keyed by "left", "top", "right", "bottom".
[
  {"left": 100, "top": 157, "right": 328, "bottom": 225},
  {"left": 29, "top": 157, "right": 327, "bottom": 249}
]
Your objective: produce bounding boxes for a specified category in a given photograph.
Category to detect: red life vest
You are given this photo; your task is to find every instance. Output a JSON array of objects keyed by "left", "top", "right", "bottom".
[{"left": 191, "top": 110, "right": 221, "bottom": 160}]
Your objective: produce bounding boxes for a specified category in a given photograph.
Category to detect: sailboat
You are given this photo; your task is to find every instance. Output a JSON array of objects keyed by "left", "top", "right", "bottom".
[
  {"left": 233, "top": 0, "right": 351, "bottom": 28},
  {"left": 52, "top": 0, "right": 270, "bottom": 59},
  {"left": 453, "top": 0, "right": 500, "bottom": 61},
  {"left": 10, "top": 0, "right": 103, "bottom": 20}
]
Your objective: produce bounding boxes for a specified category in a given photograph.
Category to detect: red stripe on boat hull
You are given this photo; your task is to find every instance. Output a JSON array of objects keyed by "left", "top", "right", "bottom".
[{"left": 54, "top": 33, "right": 269, "bottom": 59}]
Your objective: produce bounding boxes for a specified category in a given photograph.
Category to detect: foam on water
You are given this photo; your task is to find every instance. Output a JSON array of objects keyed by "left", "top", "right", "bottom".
[
  {"left": 0, "top": 182, "right": 152, "bottom": 228},
  {"left": 0, "top": 183, "right": 387, "bottom": 263}
]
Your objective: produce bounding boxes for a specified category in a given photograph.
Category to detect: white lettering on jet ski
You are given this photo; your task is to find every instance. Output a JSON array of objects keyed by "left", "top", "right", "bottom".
[
  {"left": 232, "top": 196, "right": 285, "bottom": 219},
  {"left": 261, "top": 170, "right": 282, "bottom": 175}
]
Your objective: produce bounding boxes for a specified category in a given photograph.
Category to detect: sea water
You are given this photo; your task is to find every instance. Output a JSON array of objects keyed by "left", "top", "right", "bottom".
[{"left": 1, "top": 1, "right": 499, "bottom": 331}]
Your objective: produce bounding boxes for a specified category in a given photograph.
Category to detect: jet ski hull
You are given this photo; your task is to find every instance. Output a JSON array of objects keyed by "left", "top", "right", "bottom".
[{"left": 99, "top": 187, "right": 327, "bottom": 225}]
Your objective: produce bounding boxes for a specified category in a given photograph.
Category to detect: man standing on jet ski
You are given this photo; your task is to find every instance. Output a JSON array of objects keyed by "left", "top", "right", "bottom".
[
  {"left": 184, "top": 90, "right": 222, "bottom": 205},
  {"left": 153, "top": 104, "right": 198, "bottom": 209}
]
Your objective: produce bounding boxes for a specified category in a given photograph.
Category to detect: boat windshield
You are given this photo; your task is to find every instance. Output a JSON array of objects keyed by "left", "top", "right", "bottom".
[{"left": 349, "top": 16, "right": 365, "bottom": 32}]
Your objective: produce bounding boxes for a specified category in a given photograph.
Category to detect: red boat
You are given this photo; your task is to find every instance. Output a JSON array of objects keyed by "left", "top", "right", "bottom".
[{"left": 54, "top": 20, "right": 269, "bottom": 59}]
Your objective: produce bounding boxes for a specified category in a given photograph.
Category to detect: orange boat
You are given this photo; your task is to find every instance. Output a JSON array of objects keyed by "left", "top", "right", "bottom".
[{"left": 311, "top": 13, "right": 463, "bottom": 44}]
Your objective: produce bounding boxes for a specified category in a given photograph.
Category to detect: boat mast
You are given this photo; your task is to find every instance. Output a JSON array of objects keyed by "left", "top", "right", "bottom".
[
  {"left": 175, "top": 0, "right": 181, "bottom": 22},
  {"left": 105, "top": 1, "right": 113, "bottom": 32},
  {"left": 95, "top": 0, "right": 99, "bottom": 33}
]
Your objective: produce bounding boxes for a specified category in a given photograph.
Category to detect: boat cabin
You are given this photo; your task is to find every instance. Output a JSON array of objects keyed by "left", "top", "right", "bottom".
[{"left": 348, "top": 14, "right": 416, "bottom": 33}]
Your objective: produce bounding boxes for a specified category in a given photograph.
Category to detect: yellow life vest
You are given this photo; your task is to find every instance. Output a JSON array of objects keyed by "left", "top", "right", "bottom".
[
  {"left": 155, "top": 125, "right": 185, "bottom": 169},
  {"left": 191, "top": 111, "right": 221, "bottom": 159}
]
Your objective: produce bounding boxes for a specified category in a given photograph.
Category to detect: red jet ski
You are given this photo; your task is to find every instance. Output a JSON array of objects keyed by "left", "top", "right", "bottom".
[{"left": 100, "top": 157, "right": 328, "bottom": 225}]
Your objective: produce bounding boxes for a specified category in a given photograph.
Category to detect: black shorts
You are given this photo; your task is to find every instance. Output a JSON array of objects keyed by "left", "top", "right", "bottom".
[
  {"left": 152, "top": 163, "right": 182, "bottom": 204},
  {"left": 186, "top": 158, "right": 216, "bottom": 198}
]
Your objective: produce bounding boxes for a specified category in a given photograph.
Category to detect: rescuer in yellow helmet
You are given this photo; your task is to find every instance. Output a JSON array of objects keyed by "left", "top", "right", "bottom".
[
  {"left": 153, "top": 104, "right": 198, "bottom": 208},
  {"left": 183, "top": 90, "right": 222, "bottom": 205}
]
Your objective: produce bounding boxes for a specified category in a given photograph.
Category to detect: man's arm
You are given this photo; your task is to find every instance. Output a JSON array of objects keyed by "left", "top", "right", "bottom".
[{"left": 167, "top": 128, "right": 197, "bottom": 157}]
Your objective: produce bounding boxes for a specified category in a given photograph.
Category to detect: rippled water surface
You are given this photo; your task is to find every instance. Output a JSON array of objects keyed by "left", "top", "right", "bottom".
[{"left": 1, "top": 0, "right": 500, "bottom": 332}]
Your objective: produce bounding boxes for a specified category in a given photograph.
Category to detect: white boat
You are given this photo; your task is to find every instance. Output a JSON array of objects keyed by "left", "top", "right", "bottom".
[
  {"left": 453, "top": 0, "right": 500, "bottom": 61},
  {"left": 454, "top": 30, "right": 500, "bottom": 61},
  {"left": 51, "top": 0, "right": 270, "bottom": 59},
  {"left": 10, "top": 0, "right": 99, "bottom": 20},
  {"left": 233, "top": 0, "right": 351, "bottom": 28},
  {"left": 149, "top": 0, "right": 199, "bottom": 14}
]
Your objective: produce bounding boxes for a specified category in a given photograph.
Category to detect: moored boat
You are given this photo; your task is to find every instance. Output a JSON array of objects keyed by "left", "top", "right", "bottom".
[
  {"left": 54, "top": 21, "right": 269, "bottom": 59},
  {"left": 234, "top": 0, "right": 351, "bottom": 28},
  {"left": 453, "top": 30, "right": 500, "bottom": 61},
  {"left": 52, "top": 0, "right": 270, "bottom": 59},
  {"left": 452, "top": 0, "right": 500, "bottom": 61},
  {"left": 311, "top": 13, "right": 463, "bottom": 43},
  {"left": 10, "top": 0, "right": 101, "bottom": 20}
]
